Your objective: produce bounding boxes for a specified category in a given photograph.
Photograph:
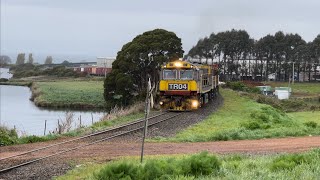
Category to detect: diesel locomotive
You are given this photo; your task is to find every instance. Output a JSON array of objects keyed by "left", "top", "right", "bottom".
[{"left": 159, "top": 59, "right": 219, "bottom": 111}]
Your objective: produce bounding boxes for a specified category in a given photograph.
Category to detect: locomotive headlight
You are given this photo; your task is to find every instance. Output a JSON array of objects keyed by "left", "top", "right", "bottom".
[
  {"left": 191, "top": 100, "right": 198, "bottom": 107},
  {"left": 159, "top": 101, "right": 164, "bottom": 105},
  {"left": 174, "top": 62, "right": 182, "bottom": 67}
]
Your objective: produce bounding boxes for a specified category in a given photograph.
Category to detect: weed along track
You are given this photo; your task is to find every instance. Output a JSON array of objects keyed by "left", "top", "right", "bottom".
[{"left": 0, "top": 112, "right": 183, "bottom": 176}]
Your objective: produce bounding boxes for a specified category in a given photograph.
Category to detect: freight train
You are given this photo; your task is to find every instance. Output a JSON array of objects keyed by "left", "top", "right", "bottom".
[{"left": 159, "top": 59, "right": 219, "bottom": 111}]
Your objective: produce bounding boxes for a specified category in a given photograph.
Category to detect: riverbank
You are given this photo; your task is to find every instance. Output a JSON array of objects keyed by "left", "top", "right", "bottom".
[{"left": 30, "top": 80, "right": 106, "bottom": 110}]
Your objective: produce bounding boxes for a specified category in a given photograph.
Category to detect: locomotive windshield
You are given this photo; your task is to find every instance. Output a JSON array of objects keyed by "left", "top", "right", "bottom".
[
  {"left": 163, "top": 69, "right": 177, "bottom": 79},
  {"left": 180, "top": 70, "right": 193, "bottom": 80}
]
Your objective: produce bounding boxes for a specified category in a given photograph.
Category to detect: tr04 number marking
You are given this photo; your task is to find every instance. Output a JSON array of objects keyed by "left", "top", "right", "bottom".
[{"left": 168, "top": 84, "right": 188, "bottom": 90}]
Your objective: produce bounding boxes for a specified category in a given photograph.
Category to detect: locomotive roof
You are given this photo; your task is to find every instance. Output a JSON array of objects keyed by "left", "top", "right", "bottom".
[{"left": 162, "top": 60, "right": 210, "bottom": 70}]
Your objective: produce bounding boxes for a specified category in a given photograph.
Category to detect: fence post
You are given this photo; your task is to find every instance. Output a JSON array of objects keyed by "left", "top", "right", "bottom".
[
  {"left": 91, "top": 113, "right": 94, "bottom": 125},
  {"left": 79, "top": 115, "right": 82, "bottom": 127},
  {"left": 44, "top": 120, "right": 47, "bottom": 136},
  {"left": 58, "top": 119, "right": 61, "bottom": 134}
]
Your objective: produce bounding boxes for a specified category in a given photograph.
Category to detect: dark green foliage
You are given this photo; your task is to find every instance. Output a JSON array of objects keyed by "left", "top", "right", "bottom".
[
  {"left": 270, "top": 154, "right": 311, "bottom": 171},
  {"left": 94, "top": 152, "right": 221, "bottom": 179},
  {"left": 0, "top": 127, "right": 18, "bottom": 146},
  {"left": 0, "top": 78, "right": 8, "bottom": 82},
  {"left": 19, "top": 135, "right": 46, "bottom": 143},
  {"left": 304, "top": 121, "right": 318, "bottom": 128},
  {"left": 245, "top": 93, "right": 320, "bottom": 112},
  {"left": 180, "top": 151, "right": 221, "bottom": 176},
  {"left": 95, "top": 162, "right": 142, "bottom": 180},
  {"left": 10, "top": 64, "right": 85, "bottom": 78},
  {"left": 226, "top": 81, "right": 260, "bottom": 94},
  {"left": 18, "top": 134, "right": 58, "bottom": 144},
  {"left": 187, "top": 29, "right": 320, "bottom": 82},
  {"left": 104, "top": 29, "right": 184, "bottom": 107},
  {"left": 242, "top": 121, "right": 263, "bottom": 130},
  {"left": 242, "top": 106, "right": 292, "bottom": 130}
]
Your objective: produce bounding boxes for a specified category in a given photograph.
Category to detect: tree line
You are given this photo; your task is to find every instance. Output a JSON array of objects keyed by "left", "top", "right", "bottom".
[
  {"left": 187, "top": 29, "right": 320, "bottom": 82},
  {"left": 15, "top": 53, "right": 53, "bottom": 65}
]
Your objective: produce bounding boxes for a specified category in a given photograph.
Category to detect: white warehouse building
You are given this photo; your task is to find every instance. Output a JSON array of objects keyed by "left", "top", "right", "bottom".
[{"left": 96, "top": 57, "right": 116, "bottom": 68}]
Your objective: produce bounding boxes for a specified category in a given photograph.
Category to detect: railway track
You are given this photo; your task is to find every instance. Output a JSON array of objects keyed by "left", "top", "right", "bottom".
[{"left": 0, "top": 111, "right": 182, "bottom": 174}]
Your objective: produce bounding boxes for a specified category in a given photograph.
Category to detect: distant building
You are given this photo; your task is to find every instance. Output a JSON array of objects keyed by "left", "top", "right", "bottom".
[{"left": 96, "top": 57, "right": 115, "bottom": 68}]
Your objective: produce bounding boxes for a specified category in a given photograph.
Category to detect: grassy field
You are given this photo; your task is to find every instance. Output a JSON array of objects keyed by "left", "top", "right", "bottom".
[
  {"left": 267, "top": 82, "right": 320, "bottom": 95},
  {"left": 56, "top": 149, "right": 320, "bottom": 180},
  {"left": 151, "top": 89, "right": 320, "bottom": 142},
  {"left": 33, "top": 80, "right": 105, "bottom": 109}
]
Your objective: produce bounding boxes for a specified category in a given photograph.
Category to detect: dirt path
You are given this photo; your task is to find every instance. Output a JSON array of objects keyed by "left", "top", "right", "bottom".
[
  {"left": 1, "top": 136, "right": 320, "bottom": 179},
  {"left": 3, "top": 136, "right": 320, "bottom": 159}
]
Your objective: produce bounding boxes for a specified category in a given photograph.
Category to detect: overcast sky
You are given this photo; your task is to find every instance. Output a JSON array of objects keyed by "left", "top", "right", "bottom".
[{"left": 1, "top": 0, "right": 320, "bottom": 60}]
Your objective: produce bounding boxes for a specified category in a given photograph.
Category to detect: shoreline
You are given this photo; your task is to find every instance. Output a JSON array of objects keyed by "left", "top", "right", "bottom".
[{"left": 1, "top": 81, "right": 107, "bottom": 111}]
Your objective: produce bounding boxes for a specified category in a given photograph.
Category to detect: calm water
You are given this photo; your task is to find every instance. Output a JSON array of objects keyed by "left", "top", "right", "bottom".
[
  {"left": 0, "top": 68, "right": 13, "bottom": 79},
  {"left": 0, "top": 68, "right": 105, "bottom": 136}
]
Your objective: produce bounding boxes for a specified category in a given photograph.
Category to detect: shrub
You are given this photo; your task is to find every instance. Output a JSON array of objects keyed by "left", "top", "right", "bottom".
[
  {"left": 304, "top": 121, "right": 318, "bottom": 128},
  {"left": 19, "top": 135, "right": 47, "bottom": 143},
  {"left": 0, "top": 126, "right": 18, "bottom": 146},
  {"left": 180, "top": 151, "right": 221, "bottom": 176},
  {"left": 226, "top": 81, "right": 261, "bottom": 94},
  {"left": 0, "top": 78, "right": 8, "bottom": 82},
  {"left": 242, "top": 121, "right": 262, "bottom": 130},
  {"left": 95, "top": 162, "right": 142, "bottom": 180},
  {"left": 18, "top": 134, "right": 58, "bottom": 144},
  {"left": 94, "top": 152, "right": 221, "bottom": 179}
]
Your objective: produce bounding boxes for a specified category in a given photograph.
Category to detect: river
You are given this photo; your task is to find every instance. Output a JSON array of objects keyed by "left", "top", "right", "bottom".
[{"left": 0, "top": 68, "right": 105, "bottom": 136}]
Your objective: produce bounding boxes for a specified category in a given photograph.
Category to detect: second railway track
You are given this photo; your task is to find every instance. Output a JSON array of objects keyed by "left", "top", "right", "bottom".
[{"left": 0, "top": 111, "right": 182, "bottom": 174}]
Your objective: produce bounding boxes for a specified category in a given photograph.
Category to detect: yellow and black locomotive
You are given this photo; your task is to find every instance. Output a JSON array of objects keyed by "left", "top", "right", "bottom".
[{"left": 159, "top": 59, "right": 219, "bottom": 111}]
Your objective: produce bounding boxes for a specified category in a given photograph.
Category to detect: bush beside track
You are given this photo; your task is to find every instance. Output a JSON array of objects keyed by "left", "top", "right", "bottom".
[{"left": 57, "top": 149, "right": 320, "bottom": 180}]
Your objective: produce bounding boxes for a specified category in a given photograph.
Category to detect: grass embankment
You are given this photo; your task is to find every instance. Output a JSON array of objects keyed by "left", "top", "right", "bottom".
[
  {"left": 267, "top": 82, "right": 320, "bottom": 95},
  {"left": 56, "top": 149, "right": 320, "bottom": 180},
  {"left": 153, "top": 89, "right": 320, "bottom": 142},
  {"left": 0, "top": 81, "right": 32, "bottom": 86},
  {"left": 32, "top": 80, "right": 106, "bottom": 109},
  {"left": 0, "top": 112, "right": 145, "bottom": 146}
]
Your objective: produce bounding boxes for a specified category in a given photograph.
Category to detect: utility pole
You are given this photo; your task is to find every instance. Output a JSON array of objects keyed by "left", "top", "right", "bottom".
[{"left": 140, "top": 77, "right": 152, "bottom": 163}]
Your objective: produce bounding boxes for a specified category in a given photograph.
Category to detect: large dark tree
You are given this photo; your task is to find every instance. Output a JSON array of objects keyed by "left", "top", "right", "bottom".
[
  {"left": 311, "top": 35, "right": 320, "bottom": 80},
  {"left": 104, "top": 29, "right": 184, "bottom": 107}
]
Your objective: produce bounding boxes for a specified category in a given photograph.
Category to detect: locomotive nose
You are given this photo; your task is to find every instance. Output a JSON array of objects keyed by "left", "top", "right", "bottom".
[{"left": 175, "top": 97, "right": 183, "bottom": 107}]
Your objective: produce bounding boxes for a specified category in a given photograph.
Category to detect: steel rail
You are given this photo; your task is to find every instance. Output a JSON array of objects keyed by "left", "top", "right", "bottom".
[
  {"left": 0, "top": 112, "right": 182, "bottom": 174},
  {"left": 0, "top": 112, "right": 168, "bottom": 161}
]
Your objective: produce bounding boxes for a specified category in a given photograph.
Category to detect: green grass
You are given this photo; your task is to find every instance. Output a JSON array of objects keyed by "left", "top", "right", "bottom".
[
  {"left": 268, "top": 82, "right": 320, "bottom": 95},
  {"left": 56, "top": 149, "right": 320, "bottom": 180},
  {"left": 34, "top": 80, "right": 105, "bottom": 108},
  {"left": 54, "top": 163, "right": 104, "bottom": 180},
  {"left": 288, "top": 111, "right": 320, "bottom": 124},
  {"left": 91, "top": 113, "right": 144, "bottom": 130},
  {"left": 151, "top": 89, "right": 320, "bottom": 142}
]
